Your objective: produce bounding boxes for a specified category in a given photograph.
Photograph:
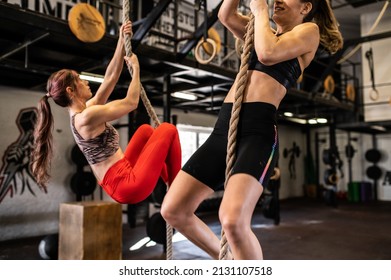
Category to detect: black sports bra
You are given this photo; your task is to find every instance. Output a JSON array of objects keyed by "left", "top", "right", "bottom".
[{"left": 247, "top": 48, "right": 302, "bottom": 90}]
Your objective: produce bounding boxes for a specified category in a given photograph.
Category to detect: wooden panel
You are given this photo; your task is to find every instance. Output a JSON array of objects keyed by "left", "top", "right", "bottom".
[{"left": 59, "top": 201, "right": 122, "bottom": 260}]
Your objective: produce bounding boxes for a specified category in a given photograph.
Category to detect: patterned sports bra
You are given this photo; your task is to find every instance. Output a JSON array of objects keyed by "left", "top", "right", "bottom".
[
  {"left": 247, "top": 48, "right": 302, "bottom": 90},
  {"left": 70, "top": 113, "right": 120, "bottom": 165}
]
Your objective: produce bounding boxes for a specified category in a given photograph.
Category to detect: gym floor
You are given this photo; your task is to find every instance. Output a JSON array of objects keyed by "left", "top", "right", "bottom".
[{"left": 1, "top": 198, "right": 390, "bottom": 260}]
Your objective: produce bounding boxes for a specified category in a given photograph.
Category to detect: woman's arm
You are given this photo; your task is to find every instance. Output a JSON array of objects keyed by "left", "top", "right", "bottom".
[
  {"left": 250, "top": 0, "right": 319, "bottom": 66},
  {"left": 218, "top": 0, "right": 249, "bottom": 40},
  {"left": 80, "top": 54, "right": 141, "bottom": 125},
  {"left": 86, "top": 21, "right": 132, "bottom": 107}
]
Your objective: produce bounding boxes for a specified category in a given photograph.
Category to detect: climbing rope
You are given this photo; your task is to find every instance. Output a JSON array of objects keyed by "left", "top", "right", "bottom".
[
  {"left": 122, "top": 1, "right": 173, "bottom": 260},
  {"left": 219, "top": 13, "right": 255, "bottom": 260},
  {"left": 122, "top": 1, "right": 160, "bottom": 128}
]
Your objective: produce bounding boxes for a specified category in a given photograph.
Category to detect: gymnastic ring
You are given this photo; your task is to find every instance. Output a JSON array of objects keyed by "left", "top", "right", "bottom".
[
  {"left": 235, "top": 37, "right": 243, "bottom": 58},
  {"left": 346, "top": 83, "right": 355, "bottom": 102},
  {"left": 270, "top": 167, "right": 281, "bottom": 181},
  {"left": 369, "top": 88, "right": 379, "bottom": 101},
  {"left": 328, "top": 173, "right": 339, "bottom": 185},
  {"left": 323, "top": 75, "right": 335, "bottom": 94},
  {"left": 195, "top": 38, "right": 217, "bottom": 65},
  {"left": 202, "top": 28, "right": 221, "bottom": 56}
]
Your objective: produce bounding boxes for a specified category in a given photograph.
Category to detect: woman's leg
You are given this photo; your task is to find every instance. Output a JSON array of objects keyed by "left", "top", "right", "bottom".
[
  {"left": 219, "top": 173, "right": 264, "bottom": 260},
  {"left": 162, "top": 124, "right": 181, "bottom": 185},
  {"left": 161, "top": 170, "right": 222, "bottom": 259},
  {"left": 124, "top": 124, "right": 154, "bottom": 165},
  {"left": 122, "top": 123, "right": 181, "bottom": 203}
]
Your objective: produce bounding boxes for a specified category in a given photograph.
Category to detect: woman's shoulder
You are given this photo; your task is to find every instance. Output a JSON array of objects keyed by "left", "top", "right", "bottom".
[{"left": 292, "top": 22, "right": 319, "bottom": 35}]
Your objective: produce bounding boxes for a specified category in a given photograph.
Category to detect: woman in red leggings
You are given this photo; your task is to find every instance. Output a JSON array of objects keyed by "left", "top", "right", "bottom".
[{"left": 30, "top": 21, "right": 181, "bottom": 204}]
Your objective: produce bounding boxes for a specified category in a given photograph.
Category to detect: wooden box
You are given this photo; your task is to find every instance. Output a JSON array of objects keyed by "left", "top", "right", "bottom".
[{"left": 59, "top": 201, "right": 122, "bottom": 260}]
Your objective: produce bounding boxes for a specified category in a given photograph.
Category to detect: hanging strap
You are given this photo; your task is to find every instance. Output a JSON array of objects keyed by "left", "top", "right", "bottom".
[
  {"left": 365, "top": 48, "right": 379, "bottom": 101},
  {"left": 219, "top": 13, "right": 255, "bottom": 260}
]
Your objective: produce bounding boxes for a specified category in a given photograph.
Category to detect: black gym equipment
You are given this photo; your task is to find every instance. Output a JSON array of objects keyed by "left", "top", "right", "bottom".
[
  {"left": 283, "top": 142, "right": 301, "bottom": 179},
  {"left": 322, "top": 123, "right": 341, "bottom": 207},
  {"left": 365, "top": 141, "right": 382, "bottom": 201},
  {"left": 146, "top": 212, "right": 167, "bottom": 245},
  {"left": 38, "top": 233, "right": 59, "bottom": 260},
  {"left": 366, "top": 165, "right": 382, "bottom": 180},
  {"left": 258, "top": 167, "right": 281, "bottom": 225},
  {"left": 70, "top": 172, "right": 96, "bottom": 196},
  {"left": 70, "top": 145, "right": 96, "bottom": 200},
  {"left": 365, "top": 148, "right": 381, "bottom": 163},
  {"left": 71, "top": 144, "right": 88, "bottom": 167},
  {"left": 324, "top": 168, "right": 339, "bottom": 185},
  {"left": 149, "top": 177, "right": 167, "bottom": 207},
  {"left": 345, "top": 144, "right": 356, "bottom": 159}
]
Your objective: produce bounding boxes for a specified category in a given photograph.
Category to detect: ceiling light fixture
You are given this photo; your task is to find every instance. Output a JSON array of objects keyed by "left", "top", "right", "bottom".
[
  {"left": 316, "top": 118, "right": 328, "bottom": 124},
  {"left": 80, "top": 72, "right": 104, "bottom": 83},
  {"left": 284, "top": 112, "right": 294, "bottom": 117},
  {"left": 171, "top": 91, "right": 198, "bottom": 101},
  {"left": 370, "top": 125, "right": 386, "bottom": 132}
]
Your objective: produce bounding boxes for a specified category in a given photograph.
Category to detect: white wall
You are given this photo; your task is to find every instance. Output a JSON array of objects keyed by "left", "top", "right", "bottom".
[
  {"left": 361, "top": 7, "right": 391, "bottom": 122},
  {"left": 278, "top": 125, "right": 307, "bottom": 199},
  {"left": 0, "top": 87, "right": 75, "bottom": 241}
]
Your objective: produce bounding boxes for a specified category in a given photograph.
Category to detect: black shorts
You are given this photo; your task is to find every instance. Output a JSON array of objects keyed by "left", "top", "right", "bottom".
[{"left": 182, "top": 102, "right": 279, "bottom": 191}]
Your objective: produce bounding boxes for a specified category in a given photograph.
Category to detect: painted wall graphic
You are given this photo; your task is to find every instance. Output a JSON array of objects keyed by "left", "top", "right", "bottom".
[
  {"left": 383, "top": 171, "right": 391, "bottom": 186},
  {"left": 0, "top": 107, "right": 44, "bottom": 203}
]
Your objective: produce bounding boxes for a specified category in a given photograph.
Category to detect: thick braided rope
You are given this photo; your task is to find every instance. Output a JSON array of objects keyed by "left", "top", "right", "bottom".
[
  {"left": 122, "top": 0, "right": 160, "bottom": 128},
  {"left": 122, "top": 1, "right": 173, "bottom": 260},
  {"left": 219, "top": 13, "right": 255, "bottom": 260}
]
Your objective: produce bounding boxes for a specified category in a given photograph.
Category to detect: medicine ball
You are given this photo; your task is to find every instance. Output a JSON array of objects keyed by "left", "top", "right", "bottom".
[
  {"left": 146, "top": 212, "right": 167, "bottom": 245},
  {"left": 38, "top": 234, "right": 59, "bottom": 260},
  {"left": 70, "top": 172, "right": 96, "bottom": 196}
]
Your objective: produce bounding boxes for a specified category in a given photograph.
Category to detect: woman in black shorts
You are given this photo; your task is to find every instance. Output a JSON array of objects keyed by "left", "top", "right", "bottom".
[{"left": 161, "top": 0, "right": 343, "bottom": 260}]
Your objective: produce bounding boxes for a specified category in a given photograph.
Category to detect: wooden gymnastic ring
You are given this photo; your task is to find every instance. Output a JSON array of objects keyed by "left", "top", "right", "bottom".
[
  {"left": 328, "top": 173, "right": 339, "bottom": 185},
  {"left": 195, "top": 38, "right": 217, "bottom": 65},
  {"left": 202, "top": 28, "right": 221, "bottom": 56},
  {"left": 324, "top": 169, "right": 338, "bottom": 185},
  {"left": 369, "top": 88, "right": 379, "bottom": 101},
  {"left": 68, "top": 3, "right": 106, "bottom": 43},
  {"left": 323, "top": 75, "right": 335, "bottom": 94},
  {"left": 270, "top": 167, "right": 281, "bottom": 181},
  {"left": 346, "top": 83, "right": 355, "bottom": 102}
]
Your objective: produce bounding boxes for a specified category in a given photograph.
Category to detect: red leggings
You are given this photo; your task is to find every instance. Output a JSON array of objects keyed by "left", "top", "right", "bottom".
[{"left": 100, "top": 123, "right": 181, "bottom": 204}]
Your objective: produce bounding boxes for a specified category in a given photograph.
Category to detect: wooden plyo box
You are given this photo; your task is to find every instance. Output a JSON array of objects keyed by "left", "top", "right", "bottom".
[{"left": 59, "top": 201, "right": 122, "bottom": 260}]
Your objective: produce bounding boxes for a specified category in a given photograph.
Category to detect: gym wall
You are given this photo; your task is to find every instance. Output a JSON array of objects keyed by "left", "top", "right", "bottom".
[
  {"left": 0, "top": 86, "right": 76, "bottom": 241},
  {"left": 311, "top": 126, "right": 391, "bottom": 201},
  {"left": 361, "top": 7, "right": 391, "bottom": 122}
]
